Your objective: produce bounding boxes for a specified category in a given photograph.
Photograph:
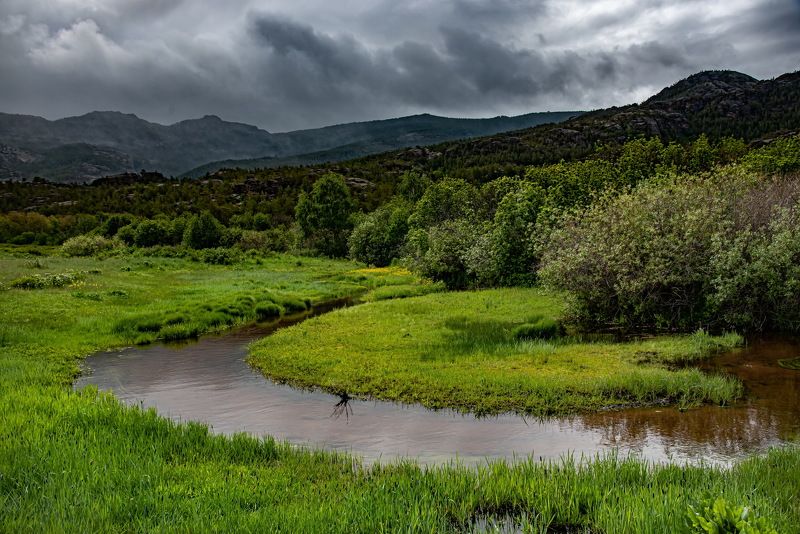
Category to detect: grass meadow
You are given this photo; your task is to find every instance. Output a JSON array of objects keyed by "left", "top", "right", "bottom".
[{"left": 0, "top": 248, "right": 796, "bottom": 532}]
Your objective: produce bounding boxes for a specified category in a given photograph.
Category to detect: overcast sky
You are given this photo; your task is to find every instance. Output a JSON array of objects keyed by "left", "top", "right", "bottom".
[{"left": 0, "top": 0, "right": 798, "bottom": 132}]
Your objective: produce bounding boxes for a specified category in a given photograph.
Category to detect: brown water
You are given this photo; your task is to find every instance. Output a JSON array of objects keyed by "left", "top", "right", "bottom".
[{"left": 74, "top": 305, "right": 799, "bottom": 466}]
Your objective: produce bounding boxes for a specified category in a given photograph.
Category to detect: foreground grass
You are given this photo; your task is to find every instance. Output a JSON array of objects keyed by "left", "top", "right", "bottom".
[
  {"left": 1, "top": 250, "right": 796, "bottom": 532},
  {"left": 249, "top": 289, "right": 743, "bottom": 416}
]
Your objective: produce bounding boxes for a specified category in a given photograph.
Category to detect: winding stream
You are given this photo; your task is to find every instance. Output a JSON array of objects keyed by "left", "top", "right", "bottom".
[{"left": 74, "top": 301, "right": 799, "bottom": 466}]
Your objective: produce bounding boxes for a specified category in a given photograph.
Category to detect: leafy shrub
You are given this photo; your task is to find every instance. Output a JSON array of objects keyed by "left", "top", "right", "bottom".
[
  {"left": 513, "top": 317, "right": 562, "bottom": 340},
  {"left": 220, "top": 227, "right": 243, "bottom": 248},
  {"left": 397, "top": 171, "right": 431, "bottom": 202},
  {"left": 348, "top": 199, "right": 411, "bottom": 266},
  {"left": 539, "top": 175, "right": 735, "bottom": 329},
  {"left": 197, "top": 247, "right": 239, "bottom": 265},
  {"left": 116, "top": 224, "right": 137, "bottom": 246},
  {"left": 183, "top": 211, "right": 224, "bottom": 249},
  {"left": 539, "top": 170, "right": 800, "bottom": 332},
  {"left": 709, "top": 207, "right": 800, "bottom": 331},
  {"left": 405, "top": 219, "right": 483, "bottom": 289},
  {"left": 61, "top": 234, "right": 117, "bottom": 257},
  {"left": 687, "top": 497, "right": 777, "bottom": 534},
  {"left": 237, "top": 230, "right": 269, "bottom": 251},
  {"left": 743, "top": 134, "right": 800, "bottom": 175},
  {"left": 134, "top": 219, "right": 172, "bottom": 247},
  {"left": 485, "top": 182, "right": 546, "bottom": 285}
]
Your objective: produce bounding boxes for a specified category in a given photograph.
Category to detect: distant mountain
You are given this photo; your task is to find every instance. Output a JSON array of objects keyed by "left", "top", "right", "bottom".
[
  {"left": 0, "top": 110, "right": 580, "bottom": 182},
  {"left": 3, "top": 70, "right": 799, "bottom": 219}
]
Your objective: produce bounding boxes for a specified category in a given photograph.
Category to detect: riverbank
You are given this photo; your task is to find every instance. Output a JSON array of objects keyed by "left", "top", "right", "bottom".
[
  {"left": 1, "top": 249, "right": 797, "bottom": 531},
  {"left": 249, "top": 289, "right": 743, "bottom": 416}
]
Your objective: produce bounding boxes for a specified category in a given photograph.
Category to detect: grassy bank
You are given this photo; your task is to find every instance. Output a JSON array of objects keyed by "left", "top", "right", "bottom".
[
  {"left": 249, "top": 289, "right": 743, "bottom": 416},
  {"left": 1, "top": 249, "right": 796, "bottom": 532}
]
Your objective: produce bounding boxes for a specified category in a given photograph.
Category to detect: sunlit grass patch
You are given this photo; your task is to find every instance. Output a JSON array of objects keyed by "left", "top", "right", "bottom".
[{"left": 250, "top": 288, "right": 743, "bottom": 416}]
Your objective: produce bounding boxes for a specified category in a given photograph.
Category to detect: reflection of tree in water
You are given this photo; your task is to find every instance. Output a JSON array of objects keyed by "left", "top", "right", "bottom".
[
  {"left": 576, "top": 406, "right": 792, "bottom": 457},
  {"left": 575, "top": 339, "right": 800, "bottom": 457},
  {"left": 331, "top": 392, "right": 353, "bottom": 421}
]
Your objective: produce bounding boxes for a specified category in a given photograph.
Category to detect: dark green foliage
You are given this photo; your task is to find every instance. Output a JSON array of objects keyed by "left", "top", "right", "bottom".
[
  {"left": 295, "top": 173, "right": 355, "bottom": 257},
  {"left": 116, "top": 224, "right": 137, "bottom": 246},
  {"left": 278, "top": 297, "right": 309, "bottom": 314},
  {"left": 487, "top": 183, "right": 546, "bottom": 286},
  {"left": 408, "top": 177, "right": 477, "bottom": 228},
  {"left": 198, "top": 247, "right": 238, "bottom": 265},
  {"left": 405, "top": 219, "right": 483, "bottom": 289},
  {"left": 134, "top": 219, "right": 171, "bottom": 247},
  {"left": 348, "top": 199, "right": 411, "bottom": 266},
  {"left": 540, "top": 169, "right": 800, "bottom": 332},
  {"left": 255, "top": 302, "right": 283, "bottom": 320},
  {"left": 98, "top": 214, "right": 135, "bottom": 238},
  {"left": 183, "top": 211, "right": 223, "bottom": 249},
  {"left": 396, "top": 171, "right": 431, "bottom": 202},
  {"left": 512, "top": 317, "right": 562, "bottom": 340}
]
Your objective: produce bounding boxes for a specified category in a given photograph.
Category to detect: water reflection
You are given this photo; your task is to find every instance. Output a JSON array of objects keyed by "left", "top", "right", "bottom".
[{"left": 75, "top": 311, "right": 799, "bottom": 466}]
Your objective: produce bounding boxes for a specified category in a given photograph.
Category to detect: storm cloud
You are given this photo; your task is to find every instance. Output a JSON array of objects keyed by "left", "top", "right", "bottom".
[{"left": 0, "top": 0, "right": 797, "bottom": 131}]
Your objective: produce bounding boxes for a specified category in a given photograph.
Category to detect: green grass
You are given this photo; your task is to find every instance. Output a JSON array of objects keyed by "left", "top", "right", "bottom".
[
  {"left": 1, "top": 249, "right": 797, "bottom": 532},
  {"left": 250, "top": 289, "right": 743, "bottom": 416}
]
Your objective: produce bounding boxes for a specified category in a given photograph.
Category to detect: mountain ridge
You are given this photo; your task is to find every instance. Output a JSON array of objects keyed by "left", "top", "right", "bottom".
[{"left": 0, "top": 110, "right": 580, "bottom": 182}]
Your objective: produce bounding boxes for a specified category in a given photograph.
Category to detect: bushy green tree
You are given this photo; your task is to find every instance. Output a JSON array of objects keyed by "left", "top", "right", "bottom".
[
  {"left": 295, "top": 173, "right": 355, "bottom": 257},
  {"left": 487, "top": 182, "right": 546, "bottom": 285},
  {"left": 405, "top": 219, "right": 483, "bottom": 289},
  {"left": 348, "top": 199, "right": 411, "bottom": 266},
  {"left": 397, "top": 171, "right": 431, "bottom": 202},
  {"left": 134, "top": 219, "right": 171, "bottom": 247},
  {"left": 408, "top": 177, "right": 477, "bottom": 229},
  {"left": 183, "top": 211, "right": 224, "bottom": 249}
]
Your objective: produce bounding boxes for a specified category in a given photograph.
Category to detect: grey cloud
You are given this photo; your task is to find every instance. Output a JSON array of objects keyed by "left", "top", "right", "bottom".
[{"left": 0, "top": 0, "right": 797, "bottom": 131}]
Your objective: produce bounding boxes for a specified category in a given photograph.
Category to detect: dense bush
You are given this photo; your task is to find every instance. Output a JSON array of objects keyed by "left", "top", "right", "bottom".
[
  {"left": 405, "top": 219, "right": 483, "bottom": 289},
  {"left": 485, "top": 182, "right": 546, "bottom": 285},
  {"left": 134, "top": 219, "right": 172, "bottom": 247},
  {"left": 348, "top": 199, "right": 411, "bottom": 266},
  {"left": 61, "top": 234, "right": 118, "bottom": 257},
  {"left": 408, "top": 177, "right": 477, "bottom": 229},
  {"left": 743, "top": 135, "right": 800, "bottom": 175},
  {"left": 539, "top": 170, "right": 800, "bottom": 332},
  {"left": 196, "top": 247, "right": 239, "bottom": 265},
  {"left": 183, "top": 211, "right": 224, "bottom": 249}
]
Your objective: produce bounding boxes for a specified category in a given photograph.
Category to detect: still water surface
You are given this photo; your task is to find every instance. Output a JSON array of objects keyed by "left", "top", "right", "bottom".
[{"left": 75, "top": 304, "right": 799, "bottom": 466}]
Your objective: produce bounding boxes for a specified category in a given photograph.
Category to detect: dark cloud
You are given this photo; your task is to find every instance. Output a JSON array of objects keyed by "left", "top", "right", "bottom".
[{"left": 0, "top": 0, "right": 797, "bottom": 131}]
